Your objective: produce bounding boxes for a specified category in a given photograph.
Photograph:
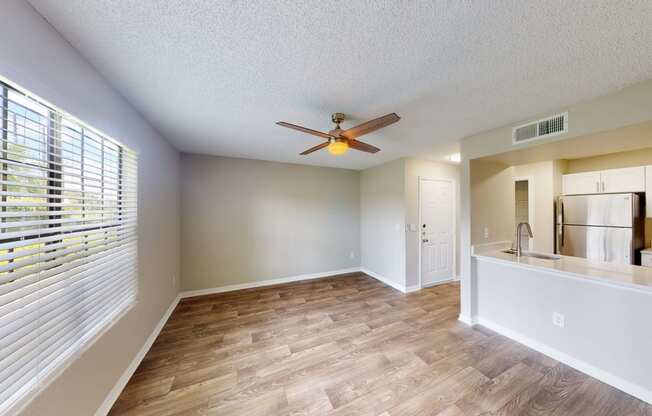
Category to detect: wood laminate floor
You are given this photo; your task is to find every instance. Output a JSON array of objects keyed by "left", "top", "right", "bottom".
[{"left": 110, "top": 272, "right": 651, "bottom": 415}]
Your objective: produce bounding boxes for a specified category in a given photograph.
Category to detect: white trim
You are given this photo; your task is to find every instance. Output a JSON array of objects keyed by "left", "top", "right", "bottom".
[
  {"left": 476, "top": 317, "right": 652, "bottom": 405},
  {"left": 180, "top": 267, "right": 362, "bottom": 298},
  {"left": 458, "top": 314, "right": 476, "bottom": 326},
  {"left": 418, "top": 176, "right": 457, "bottom": 289},
  {"left": 360, "top": 268, "right": 407, "bottom": 293},
  {"left": 94, "top": 295, "right": 181, "bottom": 416},
  {"left": 513, "top": 176, "right": 536, "bottom": 250},
  {"left": 421, "top": 276, "right": 459, "bottom": 288},
  {"left": 405, "top": 285, "right": 421, "bottom": 293}
]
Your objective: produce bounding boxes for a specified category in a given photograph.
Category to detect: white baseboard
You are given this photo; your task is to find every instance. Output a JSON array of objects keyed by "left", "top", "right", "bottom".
[
  {"left": 94, "top": 294, "right": 181, "bottom": 416},
  {"left": 405, "top": 285, "right": 421, "bottom": 293},
  {"left": 360, "top": 268, "right": 408, "bottom": 293},
  {"left": 421, "top": 276, "right": 459, "bottom": 288},
  {"left": 180, "top": 267, "right": 362, "bottom": 298},
  {"left": 476, "top": 316, "right": 652, "bottom": 405},
  {"left": 458, "top": 314, "right": 476, "bottom": 326},
  {"left": 181, "top": 267, "right": 421, "bottom": 299}
]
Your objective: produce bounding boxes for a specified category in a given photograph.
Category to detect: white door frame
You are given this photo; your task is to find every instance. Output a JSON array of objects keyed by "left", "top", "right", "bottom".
[
  {"left": 513, "top": 176, "right": 535, "bottom": 251},
  {"left": 418, "top": 176, "right": 457, "bottom": 289}
]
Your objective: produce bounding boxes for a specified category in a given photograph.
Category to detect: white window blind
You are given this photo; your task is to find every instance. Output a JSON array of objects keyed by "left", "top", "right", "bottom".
[{"left": 0, "top": 79, "right": 138, "bottom": 414}]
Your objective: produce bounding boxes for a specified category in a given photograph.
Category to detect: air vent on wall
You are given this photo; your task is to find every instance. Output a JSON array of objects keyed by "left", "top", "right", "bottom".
[{"left": 512, "top": 112, "right": 568, "bottom": 144}]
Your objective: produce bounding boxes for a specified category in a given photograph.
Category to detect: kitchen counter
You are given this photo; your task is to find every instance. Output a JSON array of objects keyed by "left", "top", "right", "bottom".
[{"left": 473, "top": 249, "right": 652, "bottom": 293}]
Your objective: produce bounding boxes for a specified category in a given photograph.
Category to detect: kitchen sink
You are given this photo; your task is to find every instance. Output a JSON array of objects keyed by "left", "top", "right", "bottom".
[{"left": 501, "top": 249, "right": 561, "bottom": 260}]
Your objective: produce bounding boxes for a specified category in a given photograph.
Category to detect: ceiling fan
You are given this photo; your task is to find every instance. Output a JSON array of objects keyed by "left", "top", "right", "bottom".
[{"left": 276, "top": 112, "right": 400, "bottom": 156}]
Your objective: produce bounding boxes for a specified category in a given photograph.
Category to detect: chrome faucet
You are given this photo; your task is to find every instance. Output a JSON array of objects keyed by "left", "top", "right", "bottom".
[{"left": 516, "top": 222, "right": 533, "bottom": 257}]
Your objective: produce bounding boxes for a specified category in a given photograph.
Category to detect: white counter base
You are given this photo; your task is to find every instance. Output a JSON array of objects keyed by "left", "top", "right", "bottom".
[{"left": 470, "top": 253, "right": 652, "bottom": 404}]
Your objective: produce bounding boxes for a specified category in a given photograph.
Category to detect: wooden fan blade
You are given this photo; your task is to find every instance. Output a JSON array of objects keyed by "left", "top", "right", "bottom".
[
  {"left": 276, "top": 122, "right": 334, "bottom": 140},
  {"left": 341, "top": 113, "right": 400, "bottom": 139},
  {"left": 300, "top": 142, "right": 329, "bottom": 155},
  {"left": 349, "top": 139, "right": 380, "bottom": 154}
]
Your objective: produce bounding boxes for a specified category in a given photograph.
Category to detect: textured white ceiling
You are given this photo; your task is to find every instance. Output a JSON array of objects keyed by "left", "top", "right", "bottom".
[{"left": 28, "top": 0, "right": 652, "bottom": 169}]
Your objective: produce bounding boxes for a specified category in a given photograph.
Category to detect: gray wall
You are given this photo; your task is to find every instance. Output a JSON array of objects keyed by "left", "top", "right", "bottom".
[
  {"left": 360, "top": 159, "right": 406, "bottom": 287},
  {"left": 470, "top": 160, "right": 558, "bottom": 254},
  {"left": 0, "top": 1, "right": 181, "bottom": 415},
  {"left": 180, "top": 154, "right": 360, "bottom": 291}
]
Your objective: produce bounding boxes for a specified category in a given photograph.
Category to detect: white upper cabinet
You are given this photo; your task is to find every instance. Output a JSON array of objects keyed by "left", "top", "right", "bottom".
[
  {"left": 562, "top": 171, "right": 602, "bottom": 195},
  {"left": 646, "top": 166, "right": 652, "bottom": 218},
  {"left": 601, "top": 167, "right": 646, "bottom": 193},
  {"left": 562, "top": 167, "right": 646, "bottom": 195}
]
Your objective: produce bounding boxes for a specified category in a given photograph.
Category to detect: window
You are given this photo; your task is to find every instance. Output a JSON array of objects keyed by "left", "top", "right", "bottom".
[{"left": 0, "top": 79, "right": 138, "bottom": 414}]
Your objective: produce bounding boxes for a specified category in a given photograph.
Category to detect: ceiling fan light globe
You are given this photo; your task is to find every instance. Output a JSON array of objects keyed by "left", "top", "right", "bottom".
[{"left": 328, "top": 140, "right": 348, "bottom": 155}]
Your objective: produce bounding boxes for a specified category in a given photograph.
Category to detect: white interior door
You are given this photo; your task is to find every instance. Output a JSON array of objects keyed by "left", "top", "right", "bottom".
[{"left": 420, "top": 178, "right": 454, "bottom": 287}]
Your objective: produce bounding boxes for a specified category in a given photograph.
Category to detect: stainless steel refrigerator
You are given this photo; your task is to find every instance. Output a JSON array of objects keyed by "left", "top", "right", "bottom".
[{"left": 555, "top": 193, "right": 644, "bottom": 265}]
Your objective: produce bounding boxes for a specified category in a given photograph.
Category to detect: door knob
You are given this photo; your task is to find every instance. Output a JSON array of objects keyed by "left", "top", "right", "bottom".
[{"left": 422, "top": 239, "right": 429, "bottom": 243}]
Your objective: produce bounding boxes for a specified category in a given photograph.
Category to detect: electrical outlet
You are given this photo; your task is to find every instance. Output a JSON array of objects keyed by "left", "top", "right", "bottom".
[
  {"left": 552, "top": 312, "right": 565, "bottom": 328},
  {"left": 484, "top": 227, "right": 490, "bottom": 239},
  {"left": 171, "top": 274, "right": 176, "bottom": 287},
  {"left": 349, "top": 251, "right": 355, "bottom": 259}
]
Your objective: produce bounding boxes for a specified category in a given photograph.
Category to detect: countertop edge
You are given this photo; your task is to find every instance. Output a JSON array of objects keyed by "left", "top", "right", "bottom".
[{"left": 473, "top": 252, "right": 652, "bottom": 294}]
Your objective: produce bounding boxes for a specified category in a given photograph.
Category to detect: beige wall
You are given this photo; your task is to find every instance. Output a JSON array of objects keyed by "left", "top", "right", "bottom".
[
  {"left": 512, "top": 161, "right": 556, "bottom": 253},
  {"left": 471, "top": 159, "right": 560, "bottom": 254},
  {"left": 1, "top": 2, "right": 181, "bottom": 415},
  {"left": 180, "top": 154, "right": 360, "bottom": 290},
  {"left": 470, "top": 160, "right": 515, "bottom": 246},
  {"left": 404, "top": 158, "right": 460, "bottom": 286},
  {"left": 553, "top": 159, "right": 567, "bottom": 198},
  {"left": 566, "top": 147, "right": 652, "bottom": 173},
  {"left": 360, "top": 159, "right": 406, "bottom": 287},
  {"left": 462, "top": 80, "right": 652, "bottom": 161}
]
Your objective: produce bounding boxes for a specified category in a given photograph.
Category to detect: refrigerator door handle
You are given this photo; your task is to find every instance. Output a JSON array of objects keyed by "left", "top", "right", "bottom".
[
  {"left": 557, "top": 225, "right": 564, "bottom": 248},
  {"left": 560, "top": 200, "right": 564, "bottom": 247}
]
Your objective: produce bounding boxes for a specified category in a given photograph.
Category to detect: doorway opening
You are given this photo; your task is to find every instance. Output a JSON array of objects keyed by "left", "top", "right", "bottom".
[{"left": 514, "top": 177, "right": 535, "bottom": 250}]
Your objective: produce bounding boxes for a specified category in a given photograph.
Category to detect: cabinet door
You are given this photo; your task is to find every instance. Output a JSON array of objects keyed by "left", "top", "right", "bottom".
[
  {"left": 602, "top": 167, "right": 645, "bottom": 193},
  {"left": 562, "top": 172, "right": 601, "bottom": 195},
  {"left": 642, "top": 253, "right": 652, "bottom": 267},
  {"left": 646, "top": 166, "right": 652, "bottom": 218}
]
